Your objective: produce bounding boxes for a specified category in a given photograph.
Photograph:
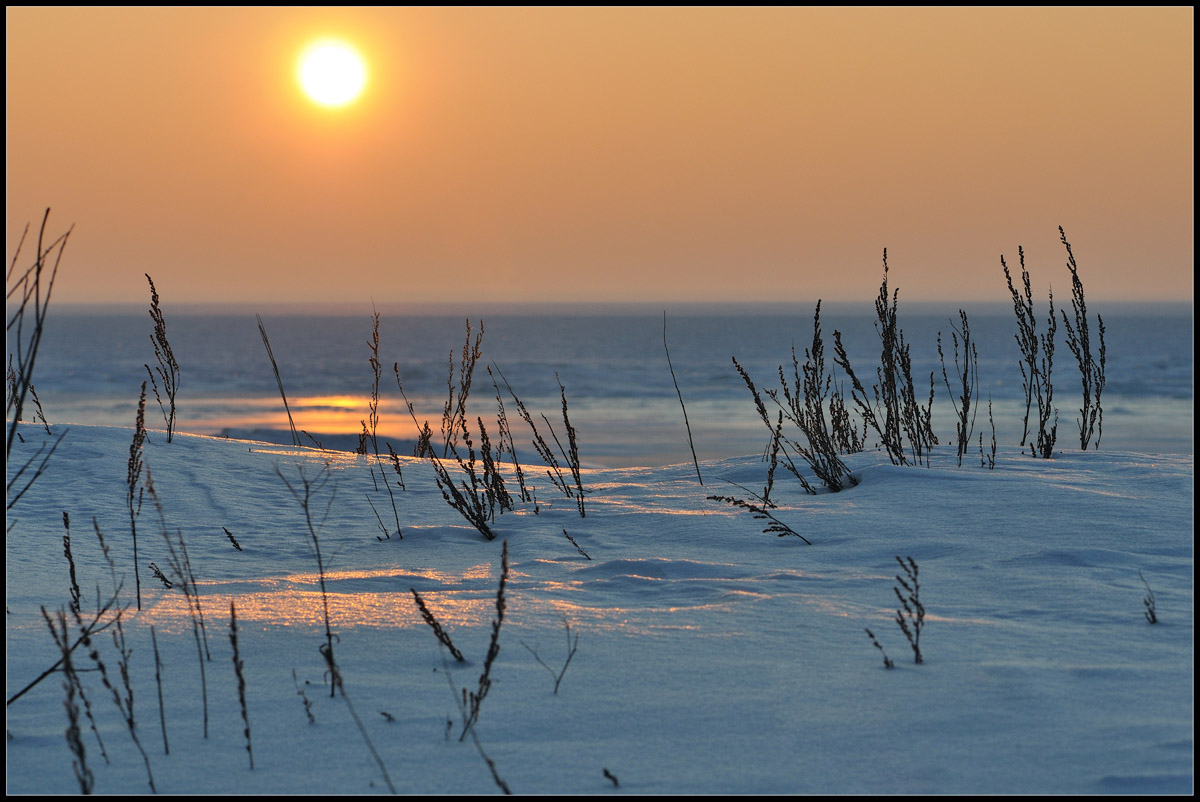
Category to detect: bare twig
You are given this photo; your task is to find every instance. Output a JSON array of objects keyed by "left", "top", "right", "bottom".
[
  {"left": 256, "top": 315, "right": 300, "bottom": 446},
  {"left": 520, "top": 618, "right": 579, "bottom": 694},
  {"left": 411, "top": 589, "right": 466, "bottom": 662},
  {"left": 664, "top": 311, "right": 703, "bottom": 485},
  {"left": 230, "top": 602, "right": 254, "bottom": 769}
]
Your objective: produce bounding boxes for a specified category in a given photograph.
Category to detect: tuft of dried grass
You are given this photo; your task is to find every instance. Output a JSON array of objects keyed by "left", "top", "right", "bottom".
[
  {"left": 364, "top": 310, "right": 403, "bottom": 538},
  {"left": 1058, "top": 227, "right": 1106, "bottom": 450},
  {"left": 7, "top": 208, "right": 71, "bottom": 469},
  {"left": 735, "top": 300, "right": 858, "bottom": 494},
  {"left": 1002, "top": 245, "right": 1058, "bottom": 457},
  {"left": 893, "top": 556, "right": 925, "bottom": 664},
  {"left": 43, "top": 607, "right": 94, "bottom": 794},
  {"left": 833, "top": 254, "right": 937, "bottom": 467},
  {"left": 127, "top": 382, "right": 147, "bottom": 609},
  {"left": 144, "top": 273, "right": 180, "bottom": 442},
  {"left": 938, "top": 309, "right": 979, "bottom": 467}
]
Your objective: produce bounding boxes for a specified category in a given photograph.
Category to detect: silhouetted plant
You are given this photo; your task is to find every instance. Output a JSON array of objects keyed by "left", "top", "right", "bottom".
[
  {"left": 833, "top": 252, "right": 937, "bottom": 466},
  {"left": 7, "top": 355, "right": 50, "bottom": 434},
  {"left": 488, "top": 366, "right": 532, "bottom": 504},
  {"left": 433, "top": 545, "right": 513, "bottom": 791},
  {"left": 6, "top": 210, "right": 70, "bottom": 519},
  {"left": 547, "top": 374, "right": 587, "bottom": 517},
  {"left": 148, "top": 471, "right": 211, "bottom": 740},
  {"left": 363, "top": 310, "right": 402, "bottom": 538},
  {"left": 7, "top": 585, "right": 123, "bottom": 709},
  {"left": 464, "top": 541, "right": 508, "bottom": 740},
  {"left": 979, "top": 397, "right": 997, "bottom": 469},
  {"left": 105, "top": 609, "right": 158, "bottom": 791},
  {"left": 707, "top": 485, "right": 812, "bottom": 544},
  {"left": 864, "top": 627, "right": 894, "bottom": 669},
  {"left": 230, "top": 601, "right": 254, "bottom": 769},
  {"left": 1058, "top": 227, "right": 1106, "bottom": 450},
  {"left": 521, "top": 617, "right": 580, "bottom": 694},
  {"left": 664, "top": 311, "right": 703, "bottom": 485},
  {"left": 734, "top": 301, "right": 858, "bottom": 494},
  {"left": 144, "top": 273, "right": 180, "bottom": 442},
  {"left": 43, "top": 607, "right": 94, "bottom": 794},
  {"left": 148, "top": 562, "right": 172, "bottom": 589},
  {"left": 419, "top": 412, "right": 498, "bottom": 541},
  {"left": 256, "top": 314, "right": 300, "bottom": 446},
  {"left": 411, "top": 588, "right": 466, "bottom": 662},
  {"left": 1139, "top": 571, "right": 1158, "bottom": 624},
  {"left": 385, "top": 443, "right": 407, "bottom": 492},
  {"left": 493, "top": 364, "right": 586, "bottom": 515},
  {"left": 938, "top": 310, "right": 979, "bottom": 467},
  {"left": 395, "top": 328, "right": 524, "bottom": 539},
  {"left": 127, "top": 383, "right": 147, "bottom": 610},
  {"left": 276, "top": 464, "right": 340, "bottom": 696},
  {"left": 893, "top": 556, "right": 925, "bottom": 664},
  {"left": 442, "top": 319, "right": 484, "bottom": 458},
  {"left": 1032, "top": 301, "right": 1058, "bottom": 459},
  {"left": 151, "top": 625, "right": 168, "bottom": 755},
  {"left": 6, "top": 209, "right": 70, "bottom": 463},
  {"left": 477, "top": 416, "right": 514, "bottom": 521},
  {"left": 279, "top": 467, "right": 395, "bottom": 793},
  {"left": 562, "top": 528, "right": 591, "bottom": 560},
  {"left": 292, "top": 669, "right": 315, "bottom": 724},
  {"left": 61, "top": 511, "right": 82, "bottom": 613},
  {"left": 829, "top": 374, "right": 865, "bottom": 455},
  {"left": 1002, "top": 246, "right": 1058, "bottom": 457}
]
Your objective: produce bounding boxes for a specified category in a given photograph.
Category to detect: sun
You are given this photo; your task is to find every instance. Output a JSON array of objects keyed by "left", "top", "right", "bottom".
[{"left": 298, "top": 40, "right": 367, "bottom": 108}]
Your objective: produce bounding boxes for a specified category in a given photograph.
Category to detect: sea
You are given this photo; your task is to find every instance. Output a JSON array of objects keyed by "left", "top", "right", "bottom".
[{"left": 13, "top": 301, "right": 1193, "bottom": 467}]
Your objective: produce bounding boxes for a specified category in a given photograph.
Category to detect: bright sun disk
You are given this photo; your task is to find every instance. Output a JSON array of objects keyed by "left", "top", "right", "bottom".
[{"left": 298, "top": 40, "right": 366, "bottom": 107}]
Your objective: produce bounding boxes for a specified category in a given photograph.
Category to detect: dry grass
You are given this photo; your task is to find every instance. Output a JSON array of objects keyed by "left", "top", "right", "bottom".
[
  {"left": 938, "top": 310, "right": 979, "bottom": 467},
  {"left": 735, "top": 300, "right": 858, "bottom": 494},
  {"left": 256, "top": 315, "right": 300, "bottom": 447},
  {"left": 144, "top": 273, "right": 180, "bottom": 442},
  {"left": 1002, "top": 245, "right": 1058, "bottom": 457},
  {"left": 893, "top": 556, "right": 925, "bottom": 665},
  {"left": 833, "top": 253, "right": 938, "bottom": 467},
  {"left": 1058, "top": 227, "right": 1106, "bottom": 450}
]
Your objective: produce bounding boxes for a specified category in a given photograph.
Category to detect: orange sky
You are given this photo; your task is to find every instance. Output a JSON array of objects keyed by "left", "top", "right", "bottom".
[{"left": 6, "top": 7, "right": 1193, "bottom": 305}]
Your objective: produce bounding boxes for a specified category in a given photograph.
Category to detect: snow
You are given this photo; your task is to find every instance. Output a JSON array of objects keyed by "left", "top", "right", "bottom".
[{"left": 5, "top": 423, "right": 1194, "bottom": 794}]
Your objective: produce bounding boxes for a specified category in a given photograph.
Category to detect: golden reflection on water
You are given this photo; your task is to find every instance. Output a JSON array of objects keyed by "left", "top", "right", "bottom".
[{"left": 185, "top": 395, "right": 423, "bottom": 440}]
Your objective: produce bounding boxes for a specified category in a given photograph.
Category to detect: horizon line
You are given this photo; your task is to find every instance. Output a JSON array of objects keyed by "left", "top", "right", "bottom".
[{"left": 33, "top": 298, "right": 1196, "bottom": 317}]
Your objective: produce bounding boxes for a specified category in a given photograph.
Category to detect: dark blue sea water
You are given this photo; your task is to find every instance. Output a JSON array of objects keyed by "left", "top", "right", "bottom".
[{"left": 16, "top": 301, "right": 1193, "bottom": 466}]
